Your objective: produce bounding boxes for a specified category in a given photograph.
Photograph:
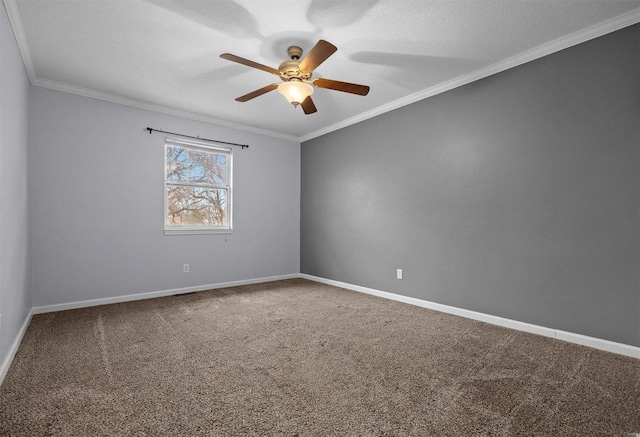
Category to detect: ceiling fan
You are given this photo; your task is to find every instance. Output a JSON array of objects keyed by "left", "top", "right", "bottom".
[{"left": 220, "top": 40, "right": 370, "bottom": 114}]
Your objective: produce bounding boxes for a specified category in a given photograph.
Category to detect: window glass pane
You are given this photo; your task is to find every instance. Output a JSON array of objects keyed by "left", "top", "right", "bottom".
[
  {"left": 166, "top": 185, "right": 189, "bottom": 224},
  {"left": 190, "top": 149, "right": 227, "bottom": 185},
  {"left": 212, "top": 154, "right": 228, "bottom": 185},
  {"left": 166, "top": 184, "right": 227, "bottom": 227},
  {"left": 187, "top": 149, "right": 207, "bottom": 183},
  {"left": 166, "top": 145, "right": 228, "bottom": 186},
  {"left": 166, "top": 146, "right": 190, "bottom": 182}
]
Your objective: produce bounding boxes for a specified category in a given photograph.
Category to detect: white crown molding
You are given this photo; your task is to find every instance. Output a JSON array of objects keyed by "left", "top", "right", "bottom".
[
  {"left": 3, "top": 0, "right": 36, "bottom": 83},
  {"left": 5, "top": 0, "right": 639, "bottom": 143},
  {"left": 5, "top": 0, "right": 296, "bottom": 144},
  {"left": 31, "top": 78, "right": 300, "bottom": 143},
  {"left": 300, "top": 274, "right": 640, "bottom": 359},
  {"left": 299, "top": 7, "right": 640, "bottom": 142}
]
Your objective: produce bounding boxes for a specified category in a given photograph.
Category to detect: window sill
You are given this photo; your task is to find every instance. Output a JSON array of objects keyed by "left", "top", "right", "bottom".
[{"left": 164, "top": 228, "right": 233, "bottom": 236}]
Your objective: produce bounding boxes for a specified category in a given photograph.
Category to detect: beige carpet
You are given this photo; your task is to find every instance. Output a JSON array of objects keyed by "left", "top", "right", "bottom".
[{"left": 1, "top": 279, "right": 638, "bottom": 436}]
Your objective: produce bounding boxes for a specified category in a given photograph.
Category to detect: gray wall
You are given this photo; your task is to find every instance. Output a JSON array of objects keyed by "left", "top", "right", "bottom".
[
  {"left": 0, "top": 4, "right": 31, "bottom": 368},
  {"left": 30, "top": 87, "right": 300, "bottom": 306},
  {"left": 301, "top": 25, "right": 639, "bottom": 346}
]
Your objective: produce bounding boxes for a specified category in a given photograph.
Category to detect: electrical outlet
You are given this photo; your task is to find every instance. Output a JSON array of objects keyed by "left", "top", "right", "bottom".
[
  {"left": 397, "top": 268, "right": 403, "bottom": 280},
  {"left": 183, "top": 264, "right": 190, "bottom": 273}
]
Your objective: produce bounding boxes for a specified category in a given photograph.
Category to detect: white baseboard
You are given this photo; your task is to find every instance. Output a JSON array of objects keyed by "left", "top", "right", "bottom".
[
  {"left": 3, "top": 272, "right": 636, "bottom": 388},
  {"left": 32, "top": 274, "right": 299, "bottom": 315},
  {"left": 554, "top": 330, "right": 639, "bottom": 358},
  {"left": 0, "top": 309, "right": 33, "bottom": 385},
  {"left": 300, "top": 274, "right": 640, "bottom": 359},
  {"left": 1, "top": 274, "right": 298, "bottom": 386}
]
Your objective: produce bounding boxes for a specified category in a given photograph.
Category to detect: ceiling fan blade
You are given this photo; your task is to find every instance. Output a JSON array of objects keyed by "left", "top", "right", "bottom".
[
  {"left": 313, "top": 78, "right": 370, "bottom": 96},
  {"left": 298, "top": 40, "right": 337, "bottom": 73},
  {"left": 220, "top": 53, "right": 280, "bottom": 76},
  {"left": 301, "top": 96, "right": 317, "bottom": 114},
  {"left": 235, "top": 84, "right": 279, "bottom": 102}
]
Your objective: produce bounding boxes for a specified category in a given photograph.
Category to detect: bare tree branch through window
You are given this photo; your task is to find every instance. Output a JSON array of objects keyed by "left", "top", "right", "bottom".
[{"left": 164, "top": 138, "right": 232, "bottom": 233}]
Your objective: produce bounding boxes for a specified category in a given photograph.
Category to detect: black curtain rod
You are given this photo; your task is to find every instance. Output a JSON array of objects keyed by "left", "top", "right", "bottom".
[{"left": 146, "top": 127, "right": 249, "bottom": 149}]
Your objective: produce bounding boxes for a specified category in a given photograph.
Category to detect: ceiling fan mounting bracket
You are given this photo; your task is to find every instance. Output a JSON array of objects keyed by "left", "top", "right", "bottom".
[{"left": 287, "top": 46, "right": 303, "bottom": 60}]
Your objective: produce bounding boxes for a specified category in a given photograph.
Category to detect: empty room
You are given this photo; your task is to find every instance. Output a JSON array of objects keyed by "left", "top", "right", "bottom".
[{"left": 1, "top": 0, "right": 638, "bottom": 435}]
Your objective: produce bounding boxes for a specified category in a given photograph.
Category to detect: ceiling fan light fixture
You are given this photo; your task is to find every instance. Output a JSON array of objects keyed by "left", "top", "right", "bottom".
[
  {"left": 221, "top": 40, "right": 368, "bottom": 114},
  {"left": 278, "top": 81, "right": 314, "bottom": 106}
]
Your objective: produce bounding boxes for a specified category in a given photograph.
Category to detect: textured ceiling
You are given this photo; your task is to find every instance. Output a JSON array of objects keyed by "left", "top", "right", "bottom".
[{"left": 5, "top": 0, "right": 640, "bottom": 141}]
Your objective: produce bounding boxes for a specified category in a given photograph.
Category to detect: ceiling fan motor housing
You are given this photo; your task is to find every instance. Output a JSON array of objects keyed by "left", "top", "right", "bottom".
[{"left": 278, "top": 46, "right": 312, "bottom": 83}]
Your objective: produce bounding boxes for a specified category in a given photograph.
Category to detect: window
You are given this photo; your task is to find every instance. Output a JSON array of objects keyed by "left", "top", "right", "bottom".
[{"left": 164, "top": 137, "right": 232, "bottom": 234}]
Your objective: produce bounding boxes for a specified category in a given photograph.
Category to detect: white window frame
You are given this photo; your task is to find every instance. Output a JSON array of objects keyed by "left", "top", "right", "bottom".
[{"left": 164, "top": 136, "right": 233, "bottom": 235}]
